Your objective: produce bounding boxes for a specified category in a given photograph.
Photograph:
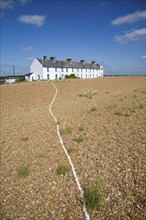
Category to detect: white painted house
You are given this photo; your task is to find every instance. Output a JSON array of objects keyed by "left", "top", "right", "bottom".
[{"left": 25, "top": 56, "right": 103, "bottom": 81}]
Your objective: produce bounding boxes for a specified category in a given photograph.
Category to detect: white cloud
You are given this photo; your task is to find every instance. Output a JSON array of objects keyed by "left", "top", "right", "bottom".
[
  {"left": 0, "top": 0, "right": 14, "bottom": 10},
  {"left": 0, "top": 0, "right": 31, "bottom": 16},
  {"left": 17, "top": 15, "right": 46, "bottom": 27},
  {"left": 141, "top": 56, "right": 146, "bottom": 60},
  {"left": 112, "top": 10, "right": 146, "bottom": 25},
  {"left": 114, "top": 28, "right": 146, "bottom": 43},
  {"left": 21, "top": 46, "right": 35, "bottom": 51},
  {"left": 19, "top": 0, "right": 31, "bottom": 6},
  {"left": 26, "top": 57, "right": 34, "bottom": 61}
]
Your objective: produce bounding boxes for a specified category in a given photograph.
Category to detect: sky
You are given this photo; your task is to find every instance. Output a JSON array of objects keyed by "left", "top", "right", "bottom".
[{"left": 0, "top": 0, "right": 146, "bottom": 76}]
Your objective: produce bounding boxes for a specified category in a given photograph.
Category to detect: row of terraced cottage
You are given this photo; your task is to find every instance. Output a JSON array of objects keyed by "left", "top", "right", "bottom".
[{"left": 25, "top": 56, "right": 104, "bottom": 81}]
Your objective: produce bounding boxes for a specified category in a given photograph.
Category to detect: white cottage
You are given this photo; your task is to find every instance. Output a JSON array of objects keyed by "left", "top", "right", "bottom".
[{"left": 25, "top": 56, "right": 103, "bottom": 81}]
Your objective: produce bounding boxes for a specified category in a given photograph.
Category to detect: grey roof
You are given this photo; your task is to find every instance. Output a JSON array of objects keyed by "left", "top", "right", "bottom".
[
  {"left": 37, "top": 58, "right": 100, "bottom": 70},
  {"left": 25, "top": 72, "right": 33, "bottom": 76}
]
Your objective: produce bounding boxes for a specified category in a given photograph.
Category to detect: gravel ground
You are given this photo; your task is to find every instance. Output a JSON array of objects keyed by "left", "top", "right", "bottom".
[{"left": 1, "top": 76, "right": 145, "bottom": 220}]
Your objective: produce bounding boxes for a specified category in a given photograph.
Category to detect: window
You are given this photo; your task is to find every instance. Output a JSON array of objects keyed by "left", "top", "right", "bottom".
[
  {"left": 55, "top": 68, "right": 57, "bottom": 72},
  {"left": 72, "top": 68, "right": 74, "bottom": 72},
  {"left": 38, "top": 75, "right": 40, "bottom": 80},
  {"left": 62, "top": 74, "right": 64, "bottom": 77},
  {"left": 47, "top": 74, "right": 50, "bottom": 80},
  {"left": 62, "top": 68, "right": 64, "bottom": 72},
  {"left": 47, "top": 68, "right": 50, "bottom": 72},
  {"left": 66, "top": 68, "right": 68, "bottom": 72}
]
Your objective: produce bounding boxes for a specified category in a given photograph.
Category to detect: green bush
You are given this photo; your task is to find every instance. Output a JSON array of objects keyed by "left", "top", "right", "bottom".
[{"left": 65, "top": 74, "right": 77, "bottom": 79}]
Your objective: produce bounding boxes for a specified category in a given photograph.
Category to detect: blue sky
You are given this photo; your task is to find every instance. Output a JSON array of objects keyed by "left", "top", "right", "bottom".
[{"left": 0, "top": 0, "right": 146, "bottom": 76}]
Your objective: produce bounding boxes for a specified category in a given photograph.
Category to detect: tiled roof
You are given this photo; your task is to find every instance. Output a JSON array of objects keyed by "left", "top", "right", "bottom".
[{"left": 37, "top": 58, "right": 100, "bottom": 70}]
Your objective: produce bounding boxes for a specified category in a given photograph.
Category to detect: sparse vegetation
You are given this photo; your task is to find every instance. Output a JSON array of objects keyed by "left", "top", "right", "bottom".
[
  {"left": 67, "top": 146, "right": 76, "bottom": 154},
  {"left": 78, "top": 125, "right": 84, "bottom": 131},
  {"left": 61, "top": 124, "right": 72, "bottom": 135},
  {"left": 84, "top": 186, "right": 104, "bottom": 210},
  {"left": 132, "top": 94, "right": 137, "bottom": 98},
  {"left": 79, "top": 89, "right": 97, "bottom": 99},
  {"left": 139, "top": 104, "right": 144, "bottom": 109},
  {"left": 114, "top": 111, "right": 123, "bottom": 116},
  {"left": 73, "top": 135, "right": 84, "bottom": 143},
  {"left": 114, "top": 104, "right": 136, "bottom": 117},
  {"left": 22, "top": 137, "right": 29, "bottom": 141},
  {"left": 56, "top": 165, "right": 69, "bottom": 175},
  {"left": 91, "top": 107, "right": 96, "bottom": 111},
  {"left": 17, "top": 163, "right": 29, "bottom": 179}
]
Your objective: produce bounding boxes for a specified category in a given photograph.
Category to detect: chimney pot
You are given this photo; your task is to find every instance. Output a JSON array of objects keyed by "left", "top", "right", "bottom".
[
  {"left": 43, "top": 56, "right": 47, "bottom": 60},
  {"left": 91, "top": 61, "right": 96, "bottom": 65},
  {"left": 67, "top": 58, "right": 72, "bottom": 63},
  {"left": 80, "top": 60, "right": 85, "bottom": 65},
  {"left": 50, "top": 56, "right": 56, "bottom": 62}
]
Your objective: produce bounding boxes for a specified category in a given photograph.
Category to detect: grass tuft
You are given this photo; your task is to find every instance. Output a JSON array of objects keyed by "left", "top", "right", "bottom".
[
  {"left": 22, "top": 137, "right": 29, "bottom": 141},
  {"left": 17, "top": 163, "right": 29, "bottom": 179},
  {"left": 73, "top": 135, "right": 84, "bottom": 143},
  {"left": 61, "top": 124, "right": 72, "bottom": 135},
  {"left": 114, "top": 111, "right": 123, "bottom": 116},
  {"left": 56, "top": 165, "right": 69, "bottom": 175},
  {"left": 84, "top": 186, "right": 104, "bottom": 210},
  {"left": 79, "top": 89, "right": 97, "bottom": 99},
  {"left": 78, "top": 125, "right": 84, "bottom": 131},
  {"left": 67, "top": 146, "right": 76, "bottom": 154},
  {"left": 91, "top": 107, "right": 96, "bottom": 111}
]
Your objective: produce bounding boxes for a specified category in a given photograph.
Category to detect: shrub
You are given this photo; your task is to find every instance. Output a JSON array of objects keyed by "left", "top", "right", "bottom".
[{"left": 65, "top": 74, "right": 77, "bottom": 79}]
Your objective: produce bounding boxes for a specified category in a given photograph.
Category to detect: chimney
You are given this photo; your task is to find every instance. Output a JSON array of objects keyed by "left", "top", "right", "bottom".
[
  {"left": 91, "top": 61, "right": 96, "bottom": 65},
  {"left": 80, "top": 60, "right": 85, "bottom": 65},
  {"left": 66, "top": 58, "right": 72, "bottom": 63},
  {"left": 50, "top": 56, "right": 56, "bottom": 62},
  {"left": 43, "top": 56, "right": 47, "bottom": 61}
]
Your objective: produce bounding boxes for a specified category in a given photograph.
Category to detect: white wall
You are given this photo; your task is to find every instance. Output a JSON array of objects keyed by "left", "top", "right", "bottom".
[
  {"left": 26, "top": 59, "right": 103, "bottom": 81},
  {"left": 43, "top": 67, "right": 103, "bottom": 80},
  {"left": 30, "top": 58, "right": 43, "bottom": 80}
]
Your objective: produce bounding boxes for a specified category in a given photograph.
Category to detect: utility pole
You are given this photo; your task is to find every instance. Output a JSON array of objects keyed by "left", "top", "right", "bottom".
[{"left": 13, "top": 65, "right": 15, "bottom": 76}]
